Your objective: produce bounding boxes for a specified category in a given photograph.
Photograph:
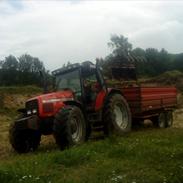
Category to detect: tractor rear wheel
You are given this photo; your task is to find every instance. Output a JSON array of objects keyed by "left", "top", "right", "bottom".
[
  {"left": 53, "top": 106, "right": 86, "bottom": 150},
  {"left": 9, "top": 122, "right": 41, "bottom": 153},
  {"left": 103, "top": 94, "right": 132, "bottom": 136}
]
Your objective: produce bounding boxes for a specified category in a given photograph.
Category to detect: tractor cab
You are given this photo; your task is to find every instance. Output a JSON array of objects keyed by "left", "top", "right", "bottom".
[{"left": 52, "top": 61, "right": 106, "bottom": 111}]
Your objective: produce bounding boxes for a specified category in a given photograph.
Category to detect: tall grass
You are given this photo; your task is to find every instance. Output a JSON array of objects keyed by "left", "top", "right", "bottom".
[
  {"left": 0, "top": 128, "right": 183, "bottom": 183},
  {"left": 0, "top": 85, "right": 42, "bottom": 95}
]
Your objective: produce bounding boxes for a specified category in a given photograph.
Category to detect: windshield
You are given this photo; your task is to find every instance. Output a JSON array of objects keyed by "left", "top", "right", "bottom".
[{"left": 55, "top": 69, "right": 81, "bottom": 93}]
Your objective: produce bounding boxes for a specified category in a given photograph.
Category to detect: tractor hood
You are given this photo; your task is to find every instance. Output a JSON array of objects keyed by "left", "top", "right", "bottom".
[
  {"left": 25, "top": 90, "right": 75, "bottom": 117},
  {"left": 27, "top": 90, "right": 74, "bottom": 103}
]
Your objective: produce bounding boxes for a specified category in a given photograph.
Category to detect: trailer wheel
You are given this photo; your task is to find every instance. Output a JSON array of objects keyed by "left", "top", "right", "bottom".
[
  {"left": 166, "top": 111, "right": 173, "bottom": 127},
  {"left": 9, "top": 122, "right": 41, "bottom": 153},
  {"left": 152, "top": 112, "right": 166, "bottom": 128},
  {"left": 103, "top": 94, "right": 132, "bottom": 135},
  {"left": 53, "top": 106, "right": 86, "bottom": 150}
]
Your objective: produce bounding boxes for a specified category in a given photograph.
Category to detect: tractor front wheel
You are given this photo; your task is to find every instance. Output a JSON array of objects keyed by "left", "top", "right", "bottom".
[
  {"left": 9, "top": 122, "right": 41, "bottom": 153},
  {"left": 53, "top": 106, "right": 86, "bottom": 150}
]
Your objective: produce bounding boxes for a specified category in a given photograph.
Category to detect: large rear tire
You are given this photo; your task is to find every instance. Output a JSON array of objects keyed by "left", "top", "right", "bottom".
[
  {"left": 53, "top": 106, "right": 86, "bottom": 150},
  {"left": 103, "top": 94, "right": 132, "bottom": 136},
  {"left": 9, "top": 122, "right": 41, "bottom": 153}
]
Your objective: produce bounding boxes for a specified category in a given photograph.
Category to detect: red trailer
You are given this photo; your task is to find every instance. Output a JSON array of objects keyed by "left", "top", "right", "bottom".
[
  {"left": 122, "top": 87, "right": 177, "bottom": 116},
  {"left": 121, "top": 86, "right": 177, "bottom": 127}
]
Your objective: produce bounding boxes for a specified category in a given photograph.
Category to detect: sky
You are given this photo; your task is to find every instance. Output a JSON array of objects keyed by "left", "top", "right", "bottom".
[{"left": 0, "top": 0, "right": 183, "bottom": 71}]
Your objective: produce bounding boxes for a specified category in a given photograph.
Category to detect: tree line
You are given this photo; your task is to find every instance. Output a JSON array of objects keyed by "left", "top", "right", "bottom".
[
  {"left": 97, "top": 35, "right": 183, "bottom": 78},
  {"left": 0, "top": 54, "right": 47, "bottom": 86},
  {"left": 0, "top": 34, "right": 183, "bottom": 86}
]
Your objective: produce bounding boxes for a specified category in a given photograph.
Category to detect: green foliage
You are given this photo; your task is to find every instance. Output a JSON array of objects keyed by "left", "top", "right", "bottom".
[
  {"left": 1, "top": 34, "right": 183, "bottom": 87},
  {"left": 0, "top": 54, "right": 49, "bottom": 87},
  {"left": 101, "top": 35, "right": 134, "bottom": 78},
  {"left": 172, "top": 53, "right": 183, "bottom": 72},
  {"left": 18, "top": 54, "right": 45, "bottom": 73},
  {"left": 148, "top": 70, "right": 183, "bottom": 91},
  {"left": 108, "top": 34, "right": 132, "bottom": 57},
  {"left": 1, "top": 55, "right": 19, "bottom": 70}
]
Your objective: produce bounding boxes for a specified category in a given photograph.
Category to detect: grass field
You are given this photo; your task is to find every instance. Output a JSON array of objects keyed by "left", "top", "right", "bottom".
[
  {"left": 0, "top": 128, "right": 183, "bottom": 183},
  {"left": 0, "top": 86, "right": 183, "bottom": 183}
]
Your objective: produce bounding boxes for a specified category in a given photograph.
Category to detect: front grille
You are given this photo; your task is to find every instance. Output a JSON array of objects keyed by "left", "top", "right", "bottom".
[
  {"left": 43, "top": 103, "right": 54, "bottom": 113},
  {"left": 26, "top": 99, "right": 39, "bottom": 115}
]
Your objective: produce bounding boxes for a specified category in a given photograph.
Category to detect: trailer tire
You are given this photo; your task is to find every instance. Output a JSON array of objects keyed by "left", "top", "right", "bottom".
[
  {"left": 166, "top": 111, "right": 173, "bottom": 127},
  {"left": 53, "top": 106, "right": 86, "bottom": 150},
  {"left": 9, "top": 122, "right": 41, "bottom": 153},
  {"left": 103, "top": 94, "right": 132, "bottom": 136},
  {"left": 152, "top": 112, "right": 166, "bottom": 128}
]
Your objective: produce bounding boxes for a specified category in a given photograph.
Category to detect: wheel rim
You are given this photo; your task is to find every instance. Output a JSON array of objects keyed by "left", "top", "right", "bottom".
[
  {"left": 70, "top": 116, "right": 82, "bottom": 143},
  {"left": 159, "top": 113, "right": 166, "bottom": 128},
  {"left": 114, "top": 103, "right": 128, "bottom": 130}
]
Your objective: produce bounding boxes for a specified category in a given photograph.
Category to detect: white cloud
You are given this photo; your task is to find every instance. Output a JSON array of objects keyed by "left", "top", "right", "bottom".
[{"left": 0, "top": 1, "right": 183, "bottom": 70}]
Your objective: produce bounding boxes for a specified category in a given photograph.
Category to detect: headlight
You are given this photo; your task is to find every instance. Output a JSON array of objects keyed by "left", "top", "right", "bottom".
[
  {"left": 27, "top": 109, "right": 37, "bottom": 115},
  {"left": 32, "top": 109, "right": 37, "bottom": 114},
  {"left": 27, "top": 110, "right": 31, "bottom": 115}
]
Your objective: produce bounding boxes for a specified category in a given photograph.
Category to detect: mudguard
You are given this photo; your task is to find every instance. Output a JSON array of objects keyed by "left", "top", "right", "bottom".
[{"left": 14, "top": 115, "right": 40, "bottom": 130}]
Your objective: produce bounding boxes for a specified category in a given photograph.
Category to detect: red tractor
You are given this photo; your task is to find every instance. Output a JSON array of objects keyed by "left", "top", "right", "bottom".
[
  {"left": 9, "top": 61, "right": 177, "bottom": 153},
  {"left": 9, "top": 61, "right": 132, "bottom": 153}
]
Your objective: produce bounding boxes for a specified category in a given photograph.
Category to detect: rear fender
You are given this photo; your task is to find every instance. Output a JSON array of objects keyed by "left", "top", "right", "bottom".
[
  {"left": 95, "top": 90, "right": 107, "bottom": 111},
  {"left": 63, "top": 100, "right": 83, "bottom": 111},
  {"left": 104, "top": 89, "right": 123, "bottom": 104},
  {"left": 107, "top": 88, "right": 123, "bottom": 97},
  {"left": 95, "top": 89, "right": 123, "bottom": 111}
]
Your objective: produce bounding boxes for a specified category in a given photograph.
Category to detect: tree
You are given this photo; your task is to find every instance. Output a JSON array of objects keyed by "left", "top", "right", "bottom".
[
  {"left": 0, "top": 60, "right": 4, "bottom": 68},
  {"left": 108, "top": 34, "right": 132, "bottom": 57},
  {"left": 2, "top": 55, "right": 18, "bottom": 70},
  {"left": 100, "top": 35, "right": 176, "bottom": 78},
  {"left": 16, "top": 54, "right": 46, "bottom": 86},
  {"left": 18, "top": 54, "right": 33, "bottom": 72},
  {"left": 102, "top": 35, "right": 134, "bottom": 78},
  {"left": 173, "top": 53, "right": 183, "bottom": 72},
  {"left": 32, "top": 57, "right": 45, "bottom": 73},
  {"left": 143, "top": 48, "right": 170, "bottom": 76},
  {"left": 0, "top": 53, "right": 48, "bottom": 86},
  {"left": 132, "top": 48, "right": 146, "bottom": 76}
]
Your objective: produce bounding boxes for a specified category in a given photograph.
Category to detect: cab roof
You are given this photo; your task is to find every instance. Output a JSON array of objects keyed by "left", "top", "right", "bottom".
[{"left": 52, "top": 61, "right": 95, "bottom": 76}]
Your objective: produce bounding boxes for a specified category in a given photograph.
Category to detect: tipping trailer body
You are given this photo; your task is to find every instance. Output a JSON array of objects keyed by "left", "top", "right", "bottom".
[{"left": 122, "top": 87, "right": 177, "bottom": 118}]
